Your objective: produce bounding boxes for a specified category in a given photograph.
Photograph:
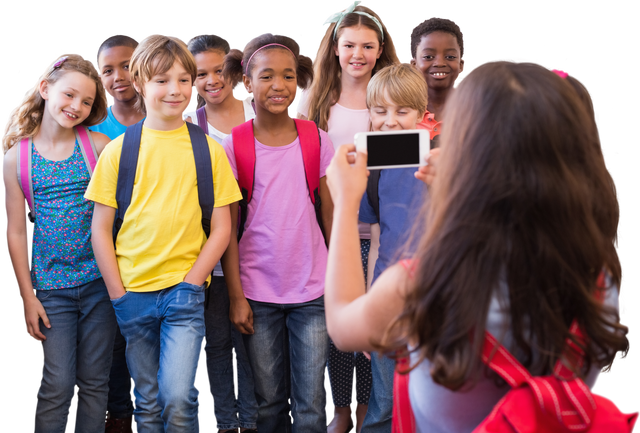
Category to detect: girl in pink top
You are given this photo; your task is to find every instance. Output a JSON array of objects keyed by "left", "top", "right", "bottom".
[
  {"left": 297, "top": 2, "right": 399, "bottom": 431},
  {"left": 220, "top": 33, "right": 334, "bottom": 433}
]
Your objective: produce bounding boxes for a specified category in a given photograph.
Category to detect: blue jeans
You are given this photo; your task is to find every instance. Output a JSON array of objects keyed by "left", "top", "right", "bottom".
[
  {"left": 111, "top": 281, "right": 206, "bottom": 433},
  {"left": 361, "top": 353, "right": 395, "bottom": 433},
  {"left": 35, "top": 277, "right": 116, "bottom": 433},
  {"left": 243, "top": 295, "right": 328, "bottom": 433},
  {"left": 204, "top": 276, "right": 258, "bottom": 430}
]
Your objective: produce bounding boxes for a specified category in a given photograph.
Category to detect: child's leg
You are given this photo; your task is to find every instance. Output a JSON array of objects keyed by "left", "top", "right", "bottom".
[
  {"left": 286, "top": 295, "right": 328, "bottom": 433},
  {"left": 231, "top": 326, "right": 259, "bottom": 430},
  {"left": 328, "top": 340, "right": 356, "bottom": 408},
  {"left": 34, "top": 288, "right": 79, "bottom": 433},
  {"left": 74, "top": 277, "right": 117, "bottom": 433},
  {"left": 107, "top": 324, "right": 134, "bottom": 420},
  {"left": 360, "top": 355, "right": 394, "bottom": 433},
  {"left": 242, "top": 299, "right": 289, "bottom": 433},
  {"left": 157, "top": 281, "right": 206, "bottom": 432},
  {"left": 204, "top": 276, "right": 241, "bottom": 430},
  {"left": 111, "top": 290, "right": 163, "bottom": 433}
]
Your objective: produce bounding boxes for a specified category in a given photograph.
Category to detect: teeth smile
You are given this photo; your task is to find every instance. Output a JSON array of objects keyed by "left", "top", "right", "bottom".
[
  {"left": 207, "top": 88, "right": 221, "bottom": 94},
  {"left": 432, "top": 72, "right": 448, "bottom": 76},
  {"left": 64, "top": 111, "right": 78, "bottom": 119}
]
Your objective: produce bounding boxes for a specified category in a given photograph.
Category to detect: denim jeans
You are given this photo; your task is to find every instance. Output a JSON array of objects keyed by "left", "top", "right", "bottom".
[
  {"left": 107, "top": 323, "right": 134, "bottom": 418},
  {"left": 35, "top": 277, "right": 116, "bottom": 433},
  {"left": 243, "top": 295, "right": 328, "bottom": 433},
  {"left": 204, "top": 276, "right": 258, "bottom": 430},
  {"left": 111, "top": 281, "right": 206, "bottom": 433},
  {"left": 361, "top": 353, "right": 395, "bottom": 433}
]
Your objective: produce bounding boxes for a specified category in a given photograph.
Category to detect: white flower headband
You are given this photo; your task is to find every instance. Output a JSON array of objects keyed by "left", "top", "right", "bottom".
[{"left": 320, "top": 0, "right": 384, "bottom": 41}]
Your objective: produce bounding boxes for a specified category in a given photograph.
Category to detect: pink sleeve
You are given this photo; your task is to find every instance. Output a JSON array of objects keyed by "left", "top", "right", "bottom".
[
  {"left": 319, "top": 129, "right": 335, "bottom": 178},
  {"left": 221, "top": 134, "right": 238, "bottom": 179}
]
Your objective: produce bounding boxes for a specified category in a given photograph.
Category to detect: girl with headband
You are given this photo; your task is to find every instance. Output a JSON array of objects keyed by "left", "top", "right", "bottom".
[
  {"left": 221, "top": 33, "right": 335, "bottom": 433},
  {"left": 297, "top": 3, "right": 398, "bottom": 431}
]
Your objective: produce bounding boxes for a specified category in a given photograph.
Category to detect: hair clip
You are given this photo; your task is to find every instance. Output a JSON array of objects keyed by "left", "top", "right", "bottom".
[
  {"left": 52, "top": 56, "right": 69, "bottom": 71},
  {"left": 324, "top": 1, "right": 384, "bottom": 42},
  {"left": 552, "top": 69, "right": 568, "bottom": 79}
]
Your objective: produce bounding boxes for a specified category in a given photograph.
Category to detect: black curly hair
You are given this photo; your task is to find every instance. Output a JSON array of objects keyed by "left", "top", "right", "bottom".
[{"left": 410, "top": 18, "right": 463, "bottom": 59}]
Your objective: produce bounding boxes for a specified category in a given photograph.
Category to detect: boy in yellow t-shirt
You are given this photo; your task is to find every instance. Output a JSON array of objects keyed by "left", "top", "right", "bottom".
[{"left": 86, "top": 35, "right": 242, "bottom": 432}]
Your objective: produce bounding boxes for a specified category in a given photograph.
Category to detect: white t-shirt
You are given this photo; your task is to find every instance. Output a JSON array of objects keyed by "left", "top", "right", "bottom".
[
  {"left": 184, "top": 96, "right": 256, "bottom": 276},
  {"left": 408, "top": 280, "right": 619, "bottom": 433},
  {"left": 298, "top": 91, "right": 371, "bottom": 239}
]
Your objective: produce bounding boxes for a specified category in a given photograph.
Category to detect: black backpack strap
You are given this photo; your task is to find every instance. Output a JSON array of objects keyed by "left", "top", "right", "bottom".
[
  {"left": 366, "top": 169, "right": 381, "bottom": 223},
  {"left": 113, "top": 120, "right": 144, "bottom": 244},
  {"left": 186, "top": 122, "right": 215, "bottom": 238}
]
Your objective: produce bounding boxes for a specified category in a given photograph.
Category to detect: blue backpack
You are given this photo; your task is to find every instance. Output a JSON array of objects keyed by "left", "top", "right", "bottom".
[{"left": 112, "top": 120, "right": 215, "bottom": 243}]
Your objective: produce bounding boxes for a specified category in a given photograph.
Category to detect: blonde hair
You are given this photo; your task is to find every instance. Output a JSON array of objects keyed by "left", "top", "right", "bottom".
[
  {"left": 305, "top": 5, "right": 399, "bottom": 130},
  {"left": 130, "top": 35, "right": 197, "bottom": 113},
  {"left": 3, "top": 54, "right": 107, "bottom": 153},
  {"left": 367, "top": 63, "right": 428, "bottom": 113}
]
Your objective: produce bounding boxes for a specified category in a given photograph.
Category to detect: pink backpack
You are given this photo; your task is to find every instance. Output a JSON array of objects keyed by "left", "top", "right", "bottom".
[{"left": 17, "top": 126, "right": 97, "bottom": 223}]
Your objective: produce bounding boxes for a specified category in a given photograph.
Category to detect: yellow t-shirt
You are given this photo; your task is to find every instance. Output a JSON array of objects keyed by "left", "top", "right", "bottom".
[{"left": 85, "top": 123, "right": 242, "bottom": 292}]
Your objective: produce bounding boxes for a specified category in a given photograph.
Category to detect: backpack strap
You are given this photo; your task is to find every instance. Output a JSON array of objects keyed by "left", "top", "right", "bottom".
[
  {"left": 366, "top": 169, "right": 382, "bottom": 222},
  {"left": 74, "top": 126, "right": 98, "bottom": 175},
  {"left": 17, "top": 137, "right": 36, "bottom": 223},
  {"left": 195, "top": 106, "right": 208, "bottom": 132},
  {"left": 231, "top": 120, "right": 256, "bottom": 241},
  {"left": 113, "top": 120, "right": 215, "bottom": 243},
  {"left": 392, "top": 354, "right": 416, "bottom": 433},
  {"left": 186, "top": 121, "right": 215, "bottom": 237},
  {"left": 113, "top": 120, "right": 144, "bottom": 243}
]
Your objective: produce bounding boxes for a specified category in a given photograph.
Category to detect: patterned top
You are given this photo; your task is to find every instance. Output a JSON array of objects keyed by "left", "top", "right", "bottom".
[{"left": 31, "top": 140, "right": 100, "bottom": 290}]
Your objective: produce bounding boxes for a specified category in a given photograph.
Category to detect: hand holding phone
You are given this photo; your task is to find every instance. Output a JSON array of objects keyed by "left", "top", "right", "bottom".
[{"left": 354, "top": 130, "right": 430, "bottom": 169}]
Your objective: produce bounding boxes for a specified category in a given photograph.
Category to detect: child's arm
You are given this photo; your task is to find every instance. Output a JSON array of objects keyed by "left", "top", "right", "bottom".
[
  {"left": 325, "top": 144, "right": 409, "bottom": 352},
  {"left": 367, "top": 223, "right": 380, "bottom": 291},
  {"left": 4, "top": 147, "right": 50, "bottom": 340},
  {"left": 183, "top": 205, "right": 232, "bottom": 286},
  {"left": 91, "top": 203, "right": 127, "bottom": 299},
  {"left": 89, "top": 131, "right": 111, "bottom": 156},
  {"left": 320, "top": 176, "right": 334, "bottom": 244},
  {"left": 220, "top": 201, "right": 254, "bottom": 334}
]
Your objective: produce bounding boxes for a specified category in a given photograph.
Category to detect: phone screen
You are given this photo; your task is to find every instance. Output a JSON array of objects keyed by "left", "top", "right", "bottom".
[{"left": 367, "top": 133, "right": 420, "bottom": 167}]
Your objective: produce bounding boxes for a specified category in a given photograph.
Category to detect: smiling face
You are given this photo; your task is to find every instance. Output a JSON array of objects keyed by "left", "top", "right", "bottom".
[
  {"left": 194, "top": 50, "right": 234, "bottom": 106},
  {"left": 334, "top": 26, "right": 383, "bottom": 80},
  {"left": 243, "top": 48, "right": 297, "bottom": 116},
  {"left": 369, "top": 91, "right": 424, "bottom": 131},
  {"left": 40, "top": 70, "right": 96, "bottom": 128},
  {"left": 134, "top": 61, "right": 192, "bottom": 128},
  {"left": 412, "top": 31, "right": 463, "bottom": 92},
  {"left": 98, "top": 45, "right": 137, "bottom": 103}
]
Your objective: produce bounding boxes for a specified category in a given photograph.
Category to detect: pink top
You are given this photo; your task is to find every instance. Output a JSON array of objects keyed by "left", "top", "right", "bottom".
[{"left": 222, "top": 129, "right": 335, "bottom": 303}]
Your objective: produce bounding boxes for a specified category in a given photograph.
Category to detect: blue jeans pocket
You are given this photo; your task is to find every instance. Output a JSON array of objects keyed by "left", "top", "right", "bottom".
[
  {"left": 35, "top": 289, "right": 54, "bottom": 301},
  {"left": 110, "top": 291, "right": 130, "bottom": 307}
]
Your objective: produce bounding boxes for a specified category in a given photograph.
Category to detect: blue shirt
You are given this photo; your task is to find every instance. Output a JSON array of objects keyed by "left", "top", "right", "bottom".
[
  {"left": 359, "top": 168, "right": 428, "bottom": 283},
  {"left": 89, "top": 106, "right": 127, "bottom": 140}
]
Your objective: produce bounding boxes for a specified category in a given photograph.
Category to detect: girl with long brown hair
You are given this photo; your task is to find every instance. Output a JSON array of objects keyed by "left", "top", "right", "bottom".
[{"left": 324, "top": 61, "right": 629, "bottom": 432}]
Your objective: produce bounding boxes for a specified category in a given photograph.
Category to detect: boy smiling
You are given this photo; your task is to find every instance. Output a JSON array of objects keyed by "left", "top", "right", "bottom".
[{"left": 86, "top": 35, "right": 241, "bottom": 432}]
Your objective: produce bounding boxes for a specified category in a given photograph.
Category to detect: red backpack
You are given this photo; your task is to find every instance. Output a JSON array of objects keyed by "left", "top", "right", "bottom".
[
  {"left": 392, "top": 286, "right": 637, "bottom": 432},
  {"left": 230, "top": 118, "right": 326, "bottom": 242}
]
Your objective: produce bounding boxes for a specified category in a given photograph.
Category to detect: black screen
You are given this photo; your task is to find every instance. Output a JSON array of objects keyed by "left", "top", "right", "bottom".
[{"left": 367, "top": 133, "right": 420, "bottom": 167}]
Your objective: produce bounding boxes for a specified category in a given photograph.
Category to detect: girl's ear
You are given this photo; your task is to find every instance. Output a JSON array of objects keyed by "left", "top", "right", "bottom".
[
  {"left": 333, "top": 42, "right": 339, "bottom": 57},
  {"left": 376, "top": 42, "right": 384, "bottom": 60},
  {"left": 243, "top": 74, "right": 253, "bottom": 94},
  {"left": 39, "top": 80, "right": 49, "bottom": 100}
]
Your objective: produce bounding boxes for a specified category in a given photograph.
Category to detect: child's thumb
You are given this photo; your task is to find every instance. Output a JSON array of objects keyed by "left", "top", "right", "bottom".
[{"left": 41, "top": 311, "right": 51, "bottom": 328}]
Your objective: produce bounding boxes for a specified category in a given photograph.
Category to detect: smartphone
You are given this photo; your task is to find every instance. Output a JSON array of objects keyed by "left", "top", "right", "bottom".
[{"left": 354, "top": 130, "right": 430, "bottom": 169}]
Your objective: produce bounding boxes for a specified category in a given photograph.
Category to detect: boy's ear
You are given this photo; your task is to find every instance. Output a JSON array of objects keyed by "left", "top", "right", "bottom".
[
  {"left": 460, "top": 59, "right": 464, "bottom": 73},
  {"left": 132, "top": 81, "right": 141, "bottom": 95},
  {"left": 410, "top": 58, "right": 417, "bottom": 67}
]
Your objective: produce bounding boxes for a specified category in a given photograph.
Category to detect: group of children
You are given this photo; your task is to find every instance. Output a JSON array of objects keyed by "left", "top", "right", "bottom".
[{"left": 3, "top": 1, "right": 630, "bottom": 433}]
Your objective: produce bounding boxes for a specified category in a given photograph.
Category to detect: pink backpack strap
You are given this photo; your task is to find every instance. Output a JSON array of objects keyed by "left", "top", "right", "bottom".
[
  {"left": 74, "top": 126, "right": 98, "bottom": 175},
  {"left": 232, "top": 120, "right": 257, "bottom": 203},
  {"left": 293, "top": 118, "right": 320, "bottom": 204},
  {"left": 16, "top": 137, "right": 36, "bottom": 222},
  {"left": 392, "top": 354, "right": 416, "bottom": 433}
]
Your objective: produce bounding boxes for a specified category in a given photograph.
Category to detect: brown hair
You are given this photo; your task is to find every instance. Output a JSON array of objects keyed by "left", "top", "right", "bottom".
[
  {"left": 130, "top": 35, "right": 197, "bottom": 113},
  {"left": 222, "top": 33, "right": 313, "bottom": 92},
  {"left": 305, "top": 5, "right": 399, "bottom": 130},
  {"left": 384, "top": 62, "right": 628, "bottom": 390},
  {"left": 367, "top": 63, "right": 428, "bottom": 114},
  {"left": 3, "top": 54, "right": 107, "bottom": 153}
]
